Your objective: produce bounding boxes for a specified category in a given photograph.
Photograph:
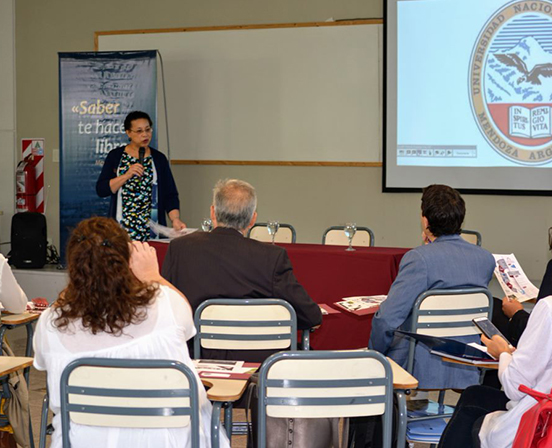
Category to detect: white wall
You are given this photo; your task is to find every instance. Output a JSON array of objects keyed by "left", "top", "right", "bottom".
[
  {"left": 0, "top": 0, "right": 16, "bottom": 251},
  {"left": 13, "top": 0, "right": 552, "bottom": 282}
]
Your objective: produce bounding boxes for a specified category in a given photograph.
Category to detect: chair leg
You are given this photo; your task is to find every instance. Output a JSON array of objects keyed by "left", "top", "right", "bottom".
[
  {"left": 223, "top": 402, "right": 233, "bottom": 438},
  {"left": 24, "top": 323, "right": 35, "bottom": 386},
  {"left": 211, "top": 401, "right": 222, "bottom": 448},
  {"left": 437, "top": 390, "right": 446, "bottom": 414},
  {"left": 395, "top": 390, "right": 408, "bottom": 448},
  {"left": 39, "top": 393, "right": 49, "bottom": 448},
  {"left": 28, "top": 414, "right": 35, "bottom": 448}
]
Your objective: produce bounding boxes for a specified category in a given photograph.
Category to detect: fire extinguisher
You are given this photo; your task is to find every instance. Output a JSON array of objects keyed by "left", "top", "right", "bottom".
[{"left": 15, "top": 157, "right": 37, "bottom": 213}]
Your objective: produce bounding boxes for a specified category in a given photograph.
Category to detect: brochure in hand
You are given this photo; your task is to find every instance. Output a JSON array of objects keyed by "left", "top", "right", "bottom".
[
  {"left": 395, "top": 330, "right": 497, "bottom": 365},
  {"left": 493, "top": 253, "right": 539, "bottom": 302}
]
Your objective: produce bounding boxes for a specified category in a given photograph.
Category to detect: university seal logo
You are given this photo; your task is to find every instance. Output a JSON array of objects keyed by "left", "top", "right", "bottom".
[{"left": 470, "top": 0, "right": 552, "bottom": 164}]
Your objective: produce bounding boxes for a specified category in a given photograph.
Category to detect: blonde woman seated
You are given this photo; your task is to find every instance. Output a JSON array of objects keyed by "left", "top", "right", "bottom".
[{"left": 33, "top": 217, "right": 229, "bottom": 448}]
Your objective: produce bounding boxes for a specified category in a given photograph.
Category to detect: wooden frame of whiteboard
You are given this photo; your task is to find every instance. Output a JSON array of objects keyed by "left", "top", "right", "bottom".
[{"left": 95, "top": 20, "right": 384, "bottom": 168}]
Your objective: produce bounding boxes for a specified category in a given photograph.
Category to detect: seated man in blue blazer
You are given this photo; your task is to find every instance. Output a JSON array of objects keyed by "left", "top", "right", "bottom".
[{"left": 370, "top": 184, "right": 495, "bottom": 389}]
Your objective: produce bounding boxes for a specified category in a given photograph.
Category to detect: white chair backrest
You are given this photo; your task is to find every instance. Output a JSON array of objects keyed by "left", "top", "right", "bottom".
[
  {"left": 249, "top": 225, "right": 294, "bottom": 243},
  {"left": 196, "top": 300, "right": 296, "bottom": 351},
  {"left": 265, "top": 356, "right": 389, "bottom": 419},
  {"left": 324, "top": 228, "right": 373, "bottom": 247},
  {"left": 66, "top": 365, "right": 192, "bottom": 428},
  {"left": 414, "top": 290, "right": 491, "bottom": 338}
]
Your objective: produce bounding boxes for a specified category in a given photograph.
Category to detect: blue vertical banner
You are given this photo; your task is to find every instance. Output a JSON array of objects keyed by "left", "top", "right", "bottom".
[{"left": 59, "top": 51, "right": 157, "bottom": 262}]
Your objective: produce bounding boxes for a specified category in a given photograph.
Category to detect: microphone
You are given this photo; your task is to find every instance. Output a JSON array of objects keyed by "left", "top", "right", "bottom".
[{"left": 138, "top": 147, "right": 145, "bottom": 166}]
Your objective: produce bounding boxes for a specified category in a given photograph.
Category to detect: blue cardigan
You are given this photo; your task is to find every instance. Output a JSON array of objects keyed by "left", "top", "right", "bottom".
[{"left": 96, "top": 146, "right": 180, "bottom": 226}]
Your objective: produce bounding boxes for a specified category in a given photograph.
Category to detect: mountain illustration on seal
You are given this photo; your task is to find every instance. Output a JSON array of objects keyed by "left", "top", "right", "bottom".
[{"left": 486, "top": 36, "right": 552, "bottom": 103}]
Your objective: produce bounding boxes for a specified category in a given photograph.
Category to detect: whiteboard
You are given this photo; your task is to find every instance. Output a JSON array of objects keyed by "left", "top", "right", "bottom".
[{"left": 97, "top": 22, "right": 382, "bottom": 164}]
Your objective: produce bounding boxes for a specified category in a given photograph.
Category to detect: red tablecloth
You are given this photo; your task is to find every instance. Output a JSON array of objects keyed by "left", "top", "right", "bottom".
[
  {"left": 151, "top": 241, "right": 409, "bottom": 351},
  {"left": 279, "top": 243, "right": 409, "bottom": 350}
]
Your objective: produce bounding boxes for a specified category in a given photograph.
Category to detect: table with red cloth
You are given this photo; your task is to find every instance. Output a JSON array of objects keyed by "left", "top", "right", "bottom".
[{"left": 150, "top": 241, "right": 409, "bottom": 350}]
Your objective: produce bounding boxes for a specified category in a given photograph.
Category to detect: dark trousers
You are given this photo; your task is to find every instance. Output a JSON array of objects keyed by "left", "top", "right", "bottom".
[
  {"left": 438, "top": 385, "right": 509, "bottom": 448},
  {"left": 483, "top": 297, "right": 510, "bottom": 389},
  {"left": 348, "top": 394, "right": 401, "bottom": 448}
]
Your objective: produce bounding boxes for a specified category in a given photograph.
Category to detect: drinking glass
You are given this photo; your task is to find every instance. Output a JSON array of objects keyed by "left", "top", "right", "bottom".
[
  {"left": 344, "top": 222, "right": 357, "bottom": 251},
  {"left": 267, "top": 221, "right": 280, "bottom": 244},
  {"left": 201, "top": 218, "right": 213, "bottom": 232}
]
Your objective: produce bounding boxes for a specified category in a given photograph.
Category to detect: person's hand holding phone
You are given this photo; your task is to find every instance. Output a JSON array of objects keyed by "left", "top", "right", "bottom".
[{"left": 481, "top": 334, "right": 515, "bottom": 359}]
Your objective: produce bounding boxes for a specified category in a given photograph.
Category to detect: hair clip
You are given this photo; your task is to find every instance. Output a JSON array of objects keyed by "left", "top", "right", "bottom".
[{"left": 101, "top": 239, "right": 112, "bottom": 247}]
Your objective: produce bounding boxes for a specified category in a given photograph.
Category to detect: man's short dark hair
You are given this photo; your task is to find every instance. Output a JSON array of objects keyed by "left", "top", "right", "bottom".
[{"left": 421, "top": 185, "right": 465, "bottom": 237}]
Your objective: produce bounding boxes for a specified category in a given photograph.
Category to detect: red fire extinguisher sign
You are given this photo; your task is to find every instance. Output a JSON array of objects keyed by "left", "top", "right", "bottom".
[{"left": 19, "top": 138, "right": 44, "bottom": 213}]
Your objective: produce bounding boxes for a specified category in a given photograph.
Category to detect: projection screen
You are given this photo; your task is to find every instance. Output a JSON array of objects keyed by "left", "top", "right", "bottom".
[{"left": 384, "top": 0, "right": 552, "bottom": 194}]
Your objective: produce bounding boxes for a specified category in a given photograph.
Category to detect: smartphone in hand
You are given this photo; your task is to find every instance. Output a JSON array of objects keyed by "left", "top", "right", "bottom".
[{"left": 472, "top": 317, "right": 511, "bottom": 344}]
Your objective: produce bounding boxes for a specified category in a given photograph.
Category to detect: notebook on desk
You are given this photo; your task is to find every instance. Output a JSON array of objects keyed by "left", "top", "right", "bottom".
[{"left": 395, "top": 330, "right": 497, "bottom": 365}]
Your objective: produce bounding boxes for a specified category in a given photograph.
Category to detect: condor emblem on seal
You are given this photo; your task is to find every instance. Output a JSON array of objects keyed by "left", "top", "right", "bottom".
[{"left": 470, "top": 0, "right": 552, "bottom": 165}]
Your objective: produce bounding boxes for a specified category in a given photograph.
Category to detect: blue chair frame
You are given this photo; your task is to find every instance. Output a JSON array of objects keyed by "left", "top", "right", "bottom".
[
  {"left": 194, "top": 298, "right": 299, "bottom": 357},
  {"left": 406, "top": 287, "right": 493, "bottom": 373},
  {"left": 257, "top": 350, "right": 394, "bottom": 448},
  {"left": 403, "top": 287, "right": 493, "bottom": 446},
  {"left": 59, "top": 358, "right": 201, "bottom": 448},
  {"left": 0, "top": 312, "right": 39, "bottom": 448},
  {"left": 194, "top": 298, "right": 301, "bottom": 439}
]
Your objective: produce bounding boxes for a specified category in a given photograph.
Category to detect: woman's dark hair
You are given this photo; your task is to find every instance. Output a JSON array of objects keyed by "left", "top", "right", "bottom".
[
  {"left": 421, "top": 184, "right": 465, "bottom": 237},
  {"left": 54, "top": 217, "right": 157, "bottom": 335},
  {"left": 124, "top": 111, "right": 153, "bottom": 131}
]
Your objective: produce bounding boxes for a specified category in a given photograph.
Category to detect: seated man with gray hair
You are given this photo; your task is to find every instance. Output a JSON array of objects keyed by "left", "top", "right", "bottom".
[{"left": 162, "top": 178, "right": 322, "bottom": 361}]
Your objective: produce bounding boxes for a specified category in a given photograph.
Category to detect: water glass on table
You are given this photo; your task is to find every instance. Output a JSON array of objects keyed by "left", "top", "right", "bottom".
[
  {"left": 201, "top": 218, "right": 213, "bottom": 232},
  {"left": 344, "top": 222, "right": 357, "bottom": 251},
  {"left": 267, "top": 221, "right": 280, "bottom": 244}
]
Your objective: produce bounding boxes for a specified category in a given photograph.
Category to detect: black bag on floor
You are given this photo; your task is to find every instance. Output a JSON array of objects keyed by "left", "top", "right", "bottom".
[{"left": 9, "top": 212, "right": 47, "bottom": 269}]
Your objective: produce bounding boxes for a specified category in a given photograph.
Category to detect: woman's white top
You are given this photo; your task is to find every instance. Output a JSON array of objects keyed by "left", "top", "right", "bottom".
[
  {"left": 33, "top": 285, "right": 229, "bottom": 448},
  {"left": 480, "top": 296, "right": 552, "bottom": 448},
  {"left": 0, "top": 254, "right": 27, "bottom": 313}
]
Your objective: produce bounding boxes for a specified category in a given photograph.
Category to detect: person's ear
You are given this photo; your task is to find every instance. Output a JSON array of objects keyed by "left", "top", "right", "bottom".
[
  {"left": 210, "top": 205, "right": 217, "bottom": 226},
  {"left": 421, "top": 216, "right": 429, "bottom": 231},
  {"left": 247, "top": 211, "right": 258, "bottom": 230}
]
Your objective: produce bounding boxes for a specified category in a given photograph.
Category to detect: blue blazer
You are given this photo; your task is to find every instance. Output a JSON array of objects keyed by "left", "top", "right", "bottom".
[
  {"left": 96, "top": 146, "right": 180, "bottom": 226},
  {"left": 369, "top": 234, "right": 495, "bottom": 389}
]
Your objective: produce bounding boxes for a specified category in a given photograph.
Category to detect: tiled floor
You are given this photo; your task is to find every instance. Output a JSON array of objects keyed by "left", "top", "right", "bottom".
[{"left": 10, "top": 326, "right": 456, "bottom": 448}]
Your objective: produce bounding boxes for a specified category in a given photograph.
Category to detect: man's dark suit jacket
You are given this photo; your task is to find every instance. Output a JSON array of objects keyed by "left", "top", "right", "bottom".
[{"left": 161, "top": 226, "right": 322, "bottom": 361}]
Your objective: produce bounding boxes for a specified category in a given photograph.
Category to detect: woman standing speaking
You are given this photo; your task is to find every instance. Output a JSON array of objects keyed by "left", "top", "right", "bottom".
[{"left": 96, "top": 111, "right": 186, "bottom": 241}]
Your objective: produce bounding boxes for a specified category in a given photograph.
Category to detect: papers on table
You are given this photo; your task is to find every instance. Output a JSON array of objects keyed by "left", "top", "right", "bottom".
[
  {"left": 149, "top": 220, "right": 197, "bottom": 239},
  {"left": 193, "top": 359, "right": 258, "bottom": 379},
  {"left": 493, "top": 253, "right": 539, "bottom": 302},
  {"left": 334, "top": 295, "right": 387, "bottom": 316},
  {"left": 319, "top": 304, "right": 340, "bottom": 315}
]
